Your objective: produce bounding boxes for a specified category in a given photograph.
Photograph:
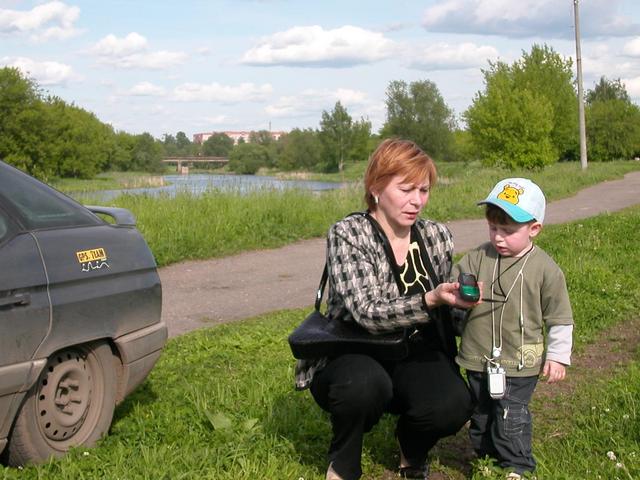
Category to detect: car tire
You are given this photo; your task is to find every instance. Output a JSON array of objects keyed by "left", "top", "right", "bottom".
[{"left": 4, "top": 341, "right": 117, "bottom": 466}]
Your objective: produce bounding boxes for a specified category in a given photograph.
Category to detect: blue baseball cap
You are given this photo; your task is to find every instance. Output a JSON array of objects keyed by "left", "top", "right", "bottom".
[{"left": 478, "top": 178, "right": 546, "bottom": 223}]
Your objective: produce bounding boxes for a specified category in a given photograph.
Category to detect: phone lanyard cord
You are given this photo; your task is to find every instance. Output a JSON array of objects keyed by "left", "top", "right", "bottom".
[{"left": 488, "top": 247, "right": 534, "bottom": 370}]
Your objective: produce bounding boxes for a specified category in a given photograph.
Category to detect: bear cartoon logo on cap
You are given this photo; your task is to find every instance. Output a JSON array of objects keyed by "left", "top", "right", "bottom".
[{"left": 497, "top": 184, "right": 524, "bottom": 205}]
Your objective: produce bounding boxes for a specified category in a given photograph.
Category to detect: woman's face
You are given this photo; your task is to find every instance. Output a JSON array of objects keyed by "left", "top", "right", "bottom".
[{"left": 374, "top": 174, "right": 430, "bottom": 231}]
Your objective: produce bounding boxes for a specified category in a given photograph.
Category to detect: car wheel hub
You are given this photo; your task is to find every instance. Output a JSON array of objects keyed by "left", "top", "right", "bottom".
[{"left": 36, "top": 352, "right": 92, "bottom": 442}]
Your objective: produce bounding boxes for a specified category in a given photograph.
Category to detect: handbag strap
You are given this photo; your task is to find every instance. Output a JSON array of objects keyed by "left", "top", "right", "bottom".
[
  {"left": 314, "top": 212, "right": 441, "bottom": 311},
  {"left": 314, "top": 264, "right": 329, "bottom": 311}
]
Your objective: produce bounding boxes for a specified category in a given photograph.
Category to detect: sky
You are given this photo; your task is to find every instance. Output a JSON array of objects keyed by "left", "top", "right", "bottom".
[{"left": 2, "top": 0, "right": 640, "bottom": 141}]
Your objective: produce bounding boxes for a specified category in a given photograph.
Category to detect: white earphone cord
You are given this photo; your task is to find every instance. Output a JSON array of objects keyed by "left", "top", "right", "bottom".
[{"left": 488, "top": 247, "right": 535, "bottom": 370}]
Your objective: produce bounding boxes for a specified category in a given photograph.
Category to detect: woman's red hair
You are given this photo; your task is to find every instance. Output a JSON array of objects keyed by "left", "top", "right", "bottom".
[{"left": 364, "top": 138, "right": 437, "bottom": 211}]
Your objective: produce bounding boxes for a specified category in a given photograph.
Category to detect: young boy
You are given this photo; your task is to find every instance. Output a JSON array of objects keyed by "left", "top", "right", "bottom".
[{"left": 453, "top": 178, "right": 573, "bottom": 479}]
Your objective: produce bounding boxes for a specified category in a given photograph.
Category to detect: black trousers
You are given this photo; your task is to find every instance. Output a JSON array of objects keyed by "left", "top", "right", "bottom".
[
  {"left": 310, "top": 349, "right": 473, "bottom": 480},
  {"left": 467, "top": 372, "right": 538, "bottom": 475}
]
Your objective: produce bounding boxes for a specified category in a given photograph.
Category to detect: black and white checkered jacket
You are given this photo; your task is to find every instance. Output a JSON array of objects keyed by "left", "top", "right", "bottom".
[{"left": 294, "top": 213, "right": 457, "bottom": 390}]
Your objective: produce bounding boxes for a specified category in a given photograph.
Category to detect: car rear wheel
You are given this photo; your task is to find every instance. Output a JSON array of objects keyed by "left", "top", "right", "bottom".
[{"left": 4, "top": 341, "right": 117, "bottom": 466}]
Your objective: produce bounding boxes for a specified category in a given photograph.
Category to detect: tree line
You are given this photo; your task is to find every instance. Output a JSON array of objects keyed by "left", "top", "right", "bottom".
[
  {"left": 0, "top": 67, "right": 167, "bottom": 180},
  {"left": 1, "top": 43, "right": 639, "bottom": 180}
]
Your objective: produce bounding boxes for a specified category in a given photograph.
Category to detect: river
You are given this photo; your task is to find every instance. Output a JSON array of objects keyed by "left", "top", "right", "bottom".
[{"left": 77, "top": 173, "right": 346, "bottom": 202}]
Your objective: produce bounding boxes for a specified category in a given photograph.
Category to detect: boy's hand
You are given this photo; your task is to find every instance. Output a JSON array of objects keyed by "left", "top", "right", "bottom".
[{"left": 542, "top": 360, "right": 566, "bottom": 383}]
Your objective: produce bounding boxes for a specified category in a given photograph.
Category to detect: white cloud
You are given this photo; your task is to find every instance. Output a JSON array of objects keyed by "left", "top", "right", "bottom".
[
  {"left": 89, "top": 32, "right": 187, "bottom": 69},
  {"left": 409, "top": 42, "right": 499, "bottom": 70},
  {"left": 0, "top": 1, "right": 80, "bottom": 40},
  {"left": 196, "top": 46, "right": 212, "bottom": 56},
  {"left": 172, "top": 82, "right": 273, "bottom": 103},
  {"left": 203, "top": 115, "right": 228, "bottom": 125},
  {"left": 265, "top": 88, "right": 370, "bottom": 118},
  {"left": 623, "top": 37, "right": 640, "bottom": 56},
  {"left": 1, "top": 56, "right": 78, "bottom": 85},
  {"left": 129, "top": 51, "right": 187, "bottom": 69},
  {"left": 624, "top": 76, "right": 640, "bottom": 98},
  {"left": 126, "top": 81, "right": 166, "bottom": 96},
  {"left": 241, "top": 25, "right": 396, "bottom": 67},
  {"left": 580, "top": 42, "right": 640, "bottom": 83},
  {"left": 91, "top": 32, "right": 148, "bottom": 57},
  {"left": 422, "top": 0, "right": 640, "bottom": 38}
]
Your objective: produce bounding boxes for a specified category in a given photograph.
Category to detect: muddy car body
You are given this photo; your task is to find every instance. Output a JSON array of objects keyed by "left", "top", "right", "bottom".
[{"left": 0, "top": 161, "right": 166, "bottom": 466}]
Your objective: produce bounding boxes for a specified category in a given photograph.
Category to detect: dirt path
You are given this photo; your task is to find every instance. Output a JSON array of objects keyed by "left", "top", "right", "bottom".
[{"left": 160, "top": 170, "right": 640, "bottom": 338}]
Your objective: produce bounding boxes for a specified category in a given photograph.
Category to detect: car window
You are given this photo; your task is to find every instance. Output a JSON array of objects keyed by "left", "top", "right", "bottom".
[{"left": 0, "top": 162, "right": 102, "bottom": 230}]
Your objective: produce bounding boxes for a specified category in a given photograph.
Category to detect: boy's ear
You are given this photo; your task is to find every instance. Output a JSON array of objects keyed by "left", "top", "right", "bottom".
[{"left": 529, "top": 222, "right": 542, "bottom": 238}]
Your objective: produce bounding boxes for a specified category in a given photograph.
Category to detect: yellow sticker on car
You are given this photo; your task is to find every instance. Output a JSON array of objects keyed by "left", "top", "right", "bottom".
[{"left": 76, "top": 248, "right": 107, "bottom": 263}]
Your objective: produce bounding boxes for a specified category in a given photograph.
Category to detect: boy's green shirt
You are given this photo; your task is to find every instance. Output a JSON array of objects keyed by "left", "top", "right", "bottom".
[{"left": 453, "top": 242, "right": 573, "bottom": 377}]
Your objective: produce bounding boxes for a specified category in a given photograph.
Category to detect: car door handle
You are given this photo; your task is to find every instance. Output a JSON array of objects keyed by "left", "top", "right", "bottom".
[{"left": 0, "top": 292, "right": 31, "bottom": 307}]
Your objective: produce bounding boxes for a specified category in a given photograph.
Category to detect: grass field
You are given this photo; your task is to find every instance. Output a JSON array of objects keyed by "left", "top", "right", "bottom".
[
  {"left": 2, "top": 205, "right": 638, "bottom": 479},
  {"left": 69, "top": 161, "right": 640, "bottom": 267}
]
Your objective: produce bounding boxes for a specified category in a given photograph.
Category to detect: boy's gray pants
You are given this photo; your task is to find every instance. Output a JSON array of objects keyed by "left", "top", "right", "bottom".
[{"left": 467, "top": 371, "right": 538, "bottom": 474}]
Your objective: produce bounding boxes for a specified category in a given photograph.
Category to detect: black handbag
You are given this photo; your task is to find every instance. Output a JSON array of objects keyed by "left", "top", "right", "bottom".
[
  {"left": 288, "top": 212, "right": 446, "bottom": 361},
  {"left": 287, "top": 265, "right": 410, "bottom": 360}
]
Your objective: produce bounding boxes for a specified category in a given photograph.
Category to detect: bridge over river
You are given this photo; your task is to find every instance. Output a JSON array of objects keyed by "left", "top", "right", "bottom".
[{"left": 163, "top": 156, "right": 228, "bottom": 173}]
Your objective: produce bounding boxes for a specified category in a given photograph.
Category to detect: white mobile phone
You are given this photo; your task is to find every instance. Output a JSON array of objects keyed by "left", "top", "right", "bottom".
[{"left": 487, "top": 367, "right": 506, "bottom": 399}]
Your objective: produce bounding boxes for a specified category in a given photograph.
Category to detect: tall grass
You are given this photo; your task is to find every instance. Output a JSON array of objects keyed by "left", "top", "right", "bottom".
[
  {"left": 2, "top": 205, "right": 639, "bottom": 479},
  {"left": 52, "top": 171, "right": 166, "bottom": 193},
  {"left": 114, "top": 185, "right": 363, "bottom": 266},
  {"left": 81, "top": 161, "right": 640, "bottom": 267}
]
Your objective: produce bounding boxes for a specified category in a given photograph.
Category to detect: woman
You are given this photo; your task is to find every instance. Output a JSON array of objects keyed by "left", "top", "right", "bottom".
[{"left": 295, "top": 138, "right": 478, "bottom": 480}]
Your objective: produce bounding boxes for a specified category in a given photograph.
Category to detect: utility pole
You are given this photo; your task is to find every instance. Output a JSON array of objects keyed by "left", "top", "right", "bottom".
[{"left": 574, "top": 0, "right": 588, "bottom": 170}]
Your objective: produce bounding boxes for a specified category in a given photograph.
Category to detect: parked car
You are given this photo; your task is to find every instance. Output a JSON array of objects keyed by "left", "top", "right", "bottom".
[{"left": 0, "top": 160, "right": 167, "bottom": 466}]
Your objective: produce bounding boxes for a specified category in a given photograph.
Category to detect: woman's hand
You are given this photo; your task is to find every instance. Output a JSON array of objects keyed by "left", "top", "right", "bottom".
[{"left": 424, "top": 281, "right": 483, "bottom": 309}]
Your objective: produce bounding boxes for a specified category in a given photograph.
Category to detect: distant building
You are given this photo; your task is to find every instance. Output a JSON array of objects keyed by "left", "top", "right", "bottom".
[{"left": 193, "top": 130, "right": 285, "bottom": 145}]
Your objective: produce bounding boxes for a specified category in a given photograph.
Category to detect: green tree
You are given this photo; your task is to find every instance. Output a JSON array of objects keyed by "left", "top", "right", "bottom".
[
  {"left": 249, "top": 130, "right": 274, "bottom": 146},
  {"left": 108, "top": 131, "right": 137, "bottom": 171},
  {"left": 43, "top": 98, "right": 115, "bottom": 178},
  {"left": 130, "top": 133, "right": 164, "bottom": 172},
  {"left": 586, "top": 76, "right": 630, "bottom": 105},
  {"left": 249, "top": 130, "right": 278, "bottom": 166},
  {"left": 228, "top": 142, "right": 268, "bottom": 174},
  {"left": 349, "top": 118, "right": 373, "bottom": 164},
  {"left": 511, "top": 44, "right": 578, "bottom": 160},
  {"left": 276, "top": 129, "right": 322, "bottom": 170},
  {"left": 465, "top": 62, "right": 556, "bottom": 169},
  {"left": 585, "top": 77, "right": 640, "bottom": 161},
  {"left": 381, "top": 79, "right": 456, "bottom": 161},
  {"left": 319, "top": 101, "right": 352, "bottom": 172},
  {"left": 175, "top": 131, "right": 193, "bottom": 156},
  {"left": 202, "top": 133, "right": 234, "bottom": 157},
  {"left": 464, "top": 44, "right": 577, "bottom": 168},
  {"left": 586, "top": 98, "right": 640, "bottom": 161},
  {"left": 0, "top": 67, "right": 52, "bottom": 178},
  {"left": 451, "top": 129, "right": 474, "bottom": 163},
  {"left": 318, "top": 102, "right": 371, "bottom": 172},
  {"left": 161, "top": 134, "right": 178, "bottom": 157}
]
